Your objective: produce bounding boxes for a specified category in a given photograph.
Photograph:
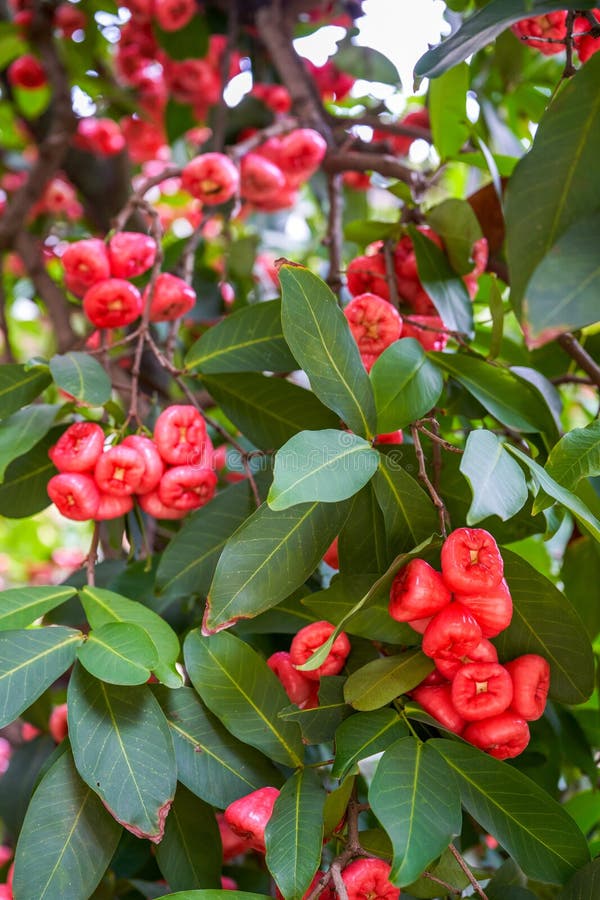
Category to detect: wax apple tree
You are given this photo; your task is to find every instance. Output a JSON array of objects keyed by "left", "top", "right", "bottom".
[{"left": 0, "top": 0, "right": 600, "bottom": 898}]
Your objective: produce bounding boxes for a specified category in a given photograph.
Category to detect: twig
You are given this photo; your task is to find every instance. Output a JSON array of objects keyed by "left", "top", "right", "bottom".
[
  {"left": 304, "top": 788, "right": 370, "bottom": 900},
  {"left": 411, "top": 424, "right": 450, "bottom": 537},
  {"left": 564, "top": 11, "right": 577, "bottom": 78},
  {"left": 421, "top": 871, "right": 461, "bottom": 896},
  {"left": 383, "top": 239, "right": 401, "bottom": 309},
  {"left": 551, "top": 374, "right": 594, "bottom": 386},
  {"left": 557, "top": 332, "right": 600, "bottom": 389},
  {"left": 330, "top": 113, "right": 431, "bottom": 144},
  {"left": 325, "top": 173, "right": 343, "bottom": 298},
  {"left": 447, "top": 844, "right": 489, "bottom": 900},
  {"left": 212, "top": 0, "right": 239, "bottom": 152},
  {"left": 324, "top": 150, "right": 425, "bottom": 193},
  {"left": 86, "top": 523, "right": 101, "bottom": 586},
  {"left": 0, "top": 275, "right": 16, "bottom": 364},
  {"left": 415, "top": 422, "right": 463, "bottom": 453}
]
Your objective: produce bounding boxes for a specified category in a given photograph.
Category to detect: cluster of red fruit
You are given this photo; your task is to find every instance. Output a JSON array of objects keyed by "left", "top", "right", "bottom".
[
  {"left": 61, "top": 231, "right": 195, "bottom": 327},
  {"left": 222, "top": 786, "right": 399, "bottom": 900},
  {"left": 512, "top": 10, "right": 600, "bottom": 61},
  {"left": 389, "top": 528, "right": 550, "bottom": 760},
  {"left": 46, "top": 405, "right": 216, "bottom": 522},
  {"left": 343, "top": 228, "right": 488, "bottom": 368}
]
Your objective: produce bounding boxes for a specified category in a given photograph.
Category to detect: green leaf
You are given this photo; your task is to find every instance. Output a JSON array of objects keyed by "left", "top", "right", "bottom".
[
  {"left": 506, "top": 444, "right": 600, "bottom": 543},
  {"left": 545, "top": 420, "right": 600, "bottom": 492},
  {"left": 204, "top": 499, "right": 350, "bottom": 633},
  {"left": 14, "top": 83, "right": 51, "bottom": 119},
  {"left": 154, "top": 685, "right": 283, "bottom": 807},
  {"left": 183, "top": 630, "right": 304, "bottom": 768},
  {"left": 414, "top": 0, "right": 598, "bottom": 80},
  {"left": 49, "top": 352, "right": 112, "bottom": 406},
  {"left": 505, "top": 52, "right": 600, "bottom": 319},
  {"left": 268, "top": 429, "right": 379, "bottom": 510},
  {"left": 279, "top": 265, "right": 376, "bottom": 439},
  {"left": 371, "top": 339, "right": 444, "bottom": 432},
  {"left": 372, "top": 452, "right": 439, "bottom": 555},
  {"left": 156, "top": 480, "right": 259, "bottom": 599},
  {"left": 0, "top": 24, "right": 27, "bottom": 68},
  {"left": 369, "top": 737, "right": 462, "bottom": 886},
  {"left": 562, "top": 537, "right": 600, "bottom": 640},
  {"left": 343, "top": 650, "right": 433, "bottom": 711},
  {"left": 495, "top": 549, "right": 594, "bottom": 705},
  {"left": 0, "top": 363, "right": 51, "bottom": 419},
  {"left": 431, "top": 353, "right": 558, "bottom": 436},
  {"left": 266, "top": 769, "right": 326, "bottom": 900},
  {"left": 559, "top": 858, "right": 600, "bottom": 899},
  {"left": 430, "top": 739, "right": 590, "bottom": 885},
  {"left": 12, "top": 749, "right": 121, "bottom": 900},
  {"left": 154, "top": 892, "right": 271, "bottom": 900},
  {"left": 77, "top": 622, "right": 159, "bottom": 686},
  {"left": 344, "top": 220, "right": 400, "bottom": 245},
  {"left": 460, "top": 430, "right": 528, "bottom": 524},
  {"left": 408, "top": 225, "right": 474, "bottom": 336},
  {"left": 67, "top": 663, "right": 176, "bottom": 842},
  {"left": 426, "top": 199, "right": 483, "bottom": 275},
  {"left": 0, "top": 404, "right": 58, "bottom": 482},
  {"left": 488, "top": 275, "right": 505, "bottom": 361},
  {"left": 154, "top": 14, "right": 209, "bottom": 60},
  {"left": 165, "top": 99, "right": 196, "bottom": 144},
  {"left": 0, "top": 425, "right": 59, "bottom": 518},
  {"left": 0, "top": 585, "right": 75, "bottom": 631},
  {"left": 334, "top": 40, "right": 400, "bottom": 84},
  {"left": 185, "top": 300, "right": 297, "bottom": 373},
  {"left": 331, "top": 709, "right": 408, "bottom": 780},
  {"left": 278, "top": 677, "right": 352, "bottom": 744},
  {"left": 0, "top": 627, "right": 83, "bottom": 727},
  {"left": 338, "top": 482, "right": 389, "bottom": 575},
  {"left": 523, "top": 212, "right": 600, "bottom": 339},
  {"left": 201, "top": 373, "right": 339, "bottom": 451},
  {"left": 155, "top": 785, "right": 221, "bottom": 892},
  {"left": 429, "top": 63, "right": 470, "bottom": 161}
]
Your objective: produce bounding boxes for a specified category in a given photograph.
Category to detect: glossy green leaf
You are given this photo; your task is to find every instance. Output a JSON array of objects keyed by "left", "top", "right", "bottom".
[
  {"left": 204, "top": 499, "right": 350, "bottom": 633},
  {"left": 0, "top": 363, "right": 51, "bottom": 420},
  {"left": 155, "top": 892, "right": 271, "bottom": 900},
  {"left": 409, "top": 225, "right": 473, "bottom": 337},
  {"left": 0, "top": 627, "right": 82, "bottom": 727},
  {"left": 545, "top": 420, "right": 600, "bottom": 492},
  {"left": 201, "top": 372, "right": 338, "bottom": 451},
  {"left": 338, "top": 482, "right": 389, "bottom": 575},
  {"left": 266, "top": 769, "right": 326, "bottom": 900},
  {"left": 0, "top": 425, "right": 59, "bottom": 518},
  {"left": 155, "top": 785, "right": 221, "bottom": 892},
  {"left": 505, "top": 52, "right": 600, "bottom": 319},
  {"left": 430, "top": 739, "right": 590, "bottom": 885},
  {"left": 506, "top": 444, "right": 600, "bottom": 543},
  {"left": 331, "top": 709, "right": 408, "bottom": 780},
  {"left": 372, "top": 452, "right": 439, "bottom": 555},
  {"left": 0, "top": 404, "right": 58, "bottom": 481},
  {"left": 183, "top": 630, "right": 304, "bottom": 768},
  {"left": 154, "top": 685, "right": 283, "bottom": 807},
  {"left": 185, "top": 300, "right": 296, "bottom": 373},
  {"left": 343, "top": 650, "right": 433, "bottom": 711},
  {"left": 429, "top": 63, "right": 470, "bottom": 161},
  {"left": 431, "top": 353, "right": 558, "bottom": 436},
  {"left": 67, "top": 663, "right": 176, "bottom": 842},
  {"left": 156, "top": 480, "right": 259, "bottom": 598},
  {"left": 154, "top": 13, "right": 209, "bottom": 60},
  {"left": 496, "top": 549, "right": 594, "bottom": 705},
  {"left": 323, "top": 775, "right": 355, "bottom": 837},
  {"left": 334, "top": 40, "right": 400, "bottom": 85},
  {"left": 279, "top": 265, "right": 376, "bottom": 438},
  {"left": 562, "top": 537, "right": 600, "bottom": 641},
  {"left": 370, "top": 737, "right": 462, "bottom": 886},
  {"left": 371, "top": 339, "right": 443, "bottom": 433},
  {"left": 77, "top": 622, "right": 159, "bottom": 686},
  {"left": 278, "top": 677, "right": 351, "bottom": 744},
  {"left": 268, "top": 429, "right": 379, "bottom": 510},
  {"left": 0, "top": 585, "right": 75, "bottom": 631},
  {"left": 414, "top": 0, "right": 598, "bottom": 80},
  {"left": 558, "top": 858, "right": 600, "bottom": 899},
  {"left": 49, "top": 352, "right": 112, "bottom": 406},
  {"left": 12, "top": 749, "right": 121, "bottom": 900},
  {"left": 460, "top": 430, "right": 528, "bottom": 524},
  {"left": 426, "top": 198, "right": 483, "bottom": 275}
]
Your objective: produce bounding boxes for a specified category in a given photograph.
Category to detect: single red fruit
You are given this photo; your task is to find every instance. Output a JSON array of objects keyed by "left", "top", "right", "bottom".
[
  {"left": 455, "top": 578, "right": 513, "bottom": 638},
  {"left": 389, "top": 559, "right": 451, "bottom": 622},
  {"left": 374, "top": 430, "right": 403, "bottom": 445},
  {"left": 146, "top": 273, "right": 196, "bottom": 322},
  {"left": 94, "top": 445, "right": 145, "bottom": 496},
  {"left": 241, "top": 153, "right": 286, "bottom": 204},
  {"left": 153, "top": 405, "right": 209, "bottom": 466},
  {"left": 49, "top": 703, "right": 68, "bottom": 742},
  {"left": 122, "top": 434, "right": 164, "bottom": 494},
  {"left": 108, "top": 231, "right": 157, "bottom": 279},
  {"left": 62, "top": 239, "right": 110, "bottom": 297},
  {"left": 410, "top": 683, "right": 465, "bottom": 735},
  {"left": 49, "top": 422, "right": 104, "bottom": 473},
  {"left": 323, "top": 537, "right": 339, "bottom": 570},
  {"left": 158, "top": 465, "right": 217, "bottom": 511},
  {"left": 74, "top": 117, "right": 126, "bottom": 156},
  {"left": 341, "top": 857, "right": 400, "bottom": 900},
  {"left": 217, "top": 812, "right": 254, "bottom": 861},
  {"left": 422, "top": 602, "right": 482, "bottom": 661},
  {"left": 277, "top": 128, "right": 327, "bottom": 184},
  {"left": 47, "top": 472, "right": 100, "bottom": 520},
  {"left": 451, "top": 662, "right": 513, "bottom": 722},
  {"left": 346, "top": 254, "right": 389, "bottom": 300},
  {"left": 154, "top": 0, "right": 196, "bottom": 31},
  {"left": 267, "top": 651, "right": 319, "bottom": 709},
  {"left": 289, "top": 621, "right": 351, "bottom": 681},
  {"left": 181, "top": 152, "right": 239, "bottom": 205},
  {"left": 505, "top": 654, "right": 550, "bottom": 721},
  {"left": 441, "top": 527, "right": 504, "bottom": 595},
  {"left": 96, "top": 492, "right": 134, "bottom": 520},
  {"left": 344, "top": 293, "right": 402, "bottom": 360},
  {"left": 463, "top": 712, "right": 530, "bottom": 760},
  {"left": 435, "top": 637, "right": 498, "bottom": 681},
  {"left": 224, "top": 786, "right": 280, "bottom": 854},
  {"left": 401, "top": 316, "right": 448, "bottom": 352},
  {"left": 7, "top": 54, "right": 46, "bottom": 89},
  {"left": 83, "top": 279, "right": 143, "bottom": 329},
  {"left": 138, "top": 489, "right": 187, "bottom": 520}
]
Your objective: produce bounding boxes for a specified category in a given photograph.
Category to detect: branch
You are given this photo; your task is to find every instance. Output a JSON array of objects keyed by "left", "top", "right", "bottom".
[
  {"left": 557, "top": 332, "right": 600, "bottom": 389},
  {"left": 411, "top": 424, "right": 450, "bottom": 537},
  {"left": 323, "top": 150, "right": 426, "bottom": 193}
]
